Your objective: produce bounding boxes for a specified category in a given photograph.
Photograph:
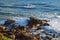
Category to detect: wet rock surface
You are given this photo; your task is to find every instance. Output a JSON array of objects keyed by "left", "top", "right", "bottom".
[
  {"left": 4, "top": 19, "right": 15, "bottom": 26},
  {"left": 0, "top": 17, "right": 59, "bottom": 40}
]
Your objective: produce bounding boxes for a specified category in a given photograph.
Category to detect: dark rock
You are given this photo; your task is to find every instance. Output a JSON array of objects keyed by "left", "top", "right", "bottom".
[
  {"left": 45, "top": 36, "right": 52, "bottom": 40},
  {"left": 43, "top": 23, "right": 49, "bottom": 26},
  {"left": 27, "top": 16, "right": 49, "bottom": 29},
  {"left": 15, "top": 34, "right": 31, "bottom": 40},
  {"left": 4, "top": 19, "right": 15, "bottom": 26}
]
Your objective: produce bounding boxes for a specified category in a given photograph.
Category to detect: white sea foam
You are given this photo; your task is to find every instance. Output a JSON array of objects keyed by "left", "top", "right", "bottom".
[{"left": 44, "top": 17, "right": 60, "bottom": 33}]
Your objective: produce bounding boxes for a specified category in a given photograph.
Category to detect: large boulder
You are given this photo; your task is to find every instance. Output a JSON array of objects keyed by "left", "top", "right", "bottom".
[{"left": 27, "top": 17, "right": 49, "bottom": 28}]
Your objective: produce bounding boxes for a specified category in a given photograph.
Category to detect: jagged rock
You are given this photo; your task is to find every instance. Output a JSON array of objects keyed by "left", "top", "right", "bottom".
[
  {"left": 0, "top": 30, "right": 15, "bottom": 40},
  {"left": 11, "top": 25, "right": 30, "bottom": 33},
  {"left": 15, "top": 33, "right": 31, "bottom": 40},
  {"left": 27, "top": 17, "right": 49, "bottom": 29},
  {"left": 52, "top": 34, "right": 58, "bottom": 38},
  {"left": 4, "top": 19, "right": 15, "bottom": 26},
  {"left": 10, "top": 25, "right": 41, "bottom": 40},
  {"left": 43, "top": 23, "right": 49, "bottom": 26},
  {"left": 15, "top": 31, "right": 40, "bottom": 40},
  {"left": 32, "top": 34, "right": 41, "bottom": 40},
  {"left": 24, "top": 26, "right": 30, "bottom": 31},
  {"left": 5, "top": 33, "right": 15, "bottom": 39},
  {"left": 9, "top": 34, "right": 15, "bottom": 39},
  {"left": 43, "top": 36, "right": 52, "bottom": 40},
  {"left": 0, "top": 26, "right": 6, "bottom": 30}
]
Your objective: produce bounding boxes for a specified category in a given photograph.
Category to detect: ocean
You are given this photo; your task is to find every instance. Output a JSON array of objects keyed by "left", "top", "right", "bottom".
[
  {"left": 0, "top": 0, "right": 60, "bottom": 17},
  {"left": 0, "top": 0, "right": 60, "bottom": 34}
]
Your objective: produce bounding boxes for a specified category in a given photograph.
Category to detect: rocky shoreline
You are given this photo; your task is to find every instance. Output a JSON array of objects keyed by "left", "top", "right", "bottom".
[{"left": 0, "top": 16, "right": 59, "bottom": 40}]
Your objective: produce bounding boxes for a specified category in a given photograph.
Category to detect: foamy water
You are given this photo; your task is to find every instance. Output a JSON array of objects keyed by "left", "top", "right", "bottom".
[{"left": 45, "top": 18, "right": 60, "bottom": 33}]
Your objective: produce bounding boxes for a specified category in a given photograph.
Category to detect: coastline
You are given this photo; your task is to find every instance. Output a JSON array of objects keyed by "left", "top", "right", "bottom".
[{"left": 0, "top": 16, "right": 60, "bottom": 40}]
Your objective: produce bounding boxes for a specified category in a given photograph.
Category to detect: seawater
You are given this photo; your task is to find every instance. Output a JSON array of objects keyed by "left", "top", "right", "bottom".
[
  {"left": 0, "top": 0, "right": 60, "bottom": 33},
  {"left": 0, "top": 0, "right": 60, "bottom": 17}
]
